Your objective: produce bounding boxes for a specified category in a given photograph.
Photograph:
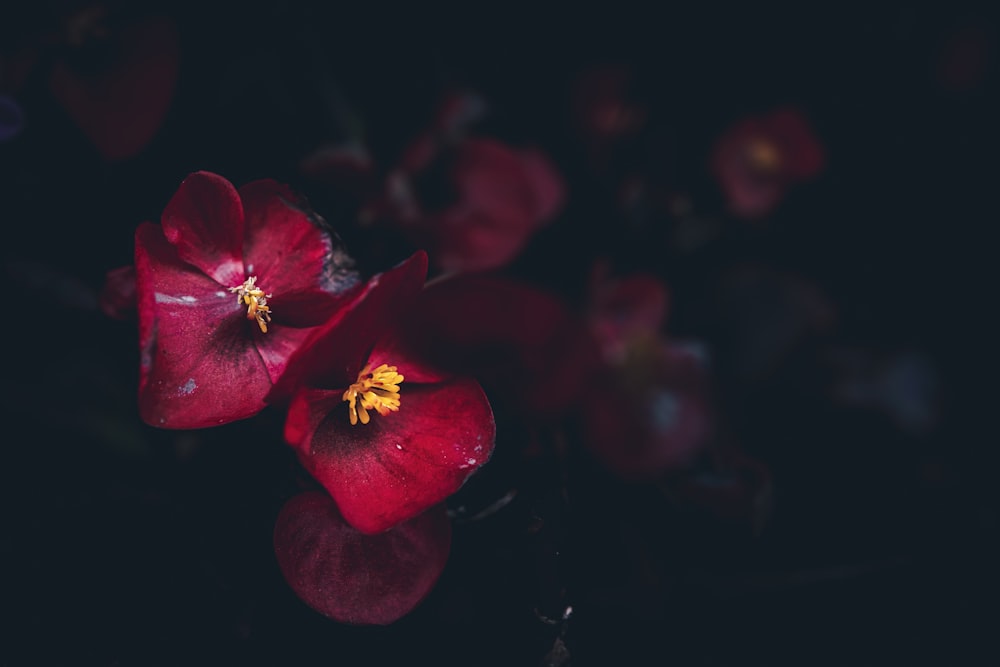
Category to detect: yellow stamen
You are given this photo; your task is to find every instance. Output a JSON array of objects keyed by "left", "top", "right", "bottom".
[
  {"left": 229, "top": 276, "right": 273, "bottom": 333},
  {"left": 342, "top": 363, "right": 404, "bottom": 426},
  {"left": 745, "top": 136, "right": 782, "bottom": 173}
]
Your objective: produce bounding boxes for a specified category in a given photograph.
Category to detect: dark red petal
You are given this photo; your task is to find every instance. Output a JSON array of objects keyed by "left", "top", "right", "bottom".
[
  {"left": 432, "top": 208, "right": 534, "bottom": 273},
  {"left": 452, "top": 138, "right": 537, "bottom": 226},
  {"left": 765, "top": 108, "right": 824, "bottom": 179},
  {"left": 240, "top": 179, "right": 360, "bottom": 327},
  {"left": 48, "top": 16, "right": 178, "bottom": 161},
  {"left": 583, "top": 379, "right": 710, "bottom": 481},
  {"left": 582, "top": 340, "right": 712, "bottom": 481},
  {"left": 98, "top": 264, "right": 137, "bottom": 320},
  {"left": 399, "top": 275, "right": 602, "bottom": 416},
  {"left": 292, "top": 378, "right": 495, "bottom": 534},
  {"left": 255, "top": 323, "right": 316, "bottom": 385},
  {"left": 274, "top": 492, "right": 451, "bottom": 625},
  {"left": 135, "top": 223, "right": 269, "bottom": 428},
  {"left": 267, "top": 251, "right": 428, "bottom": 403},
  {"left": 518, "top": 148, "right": 565, "bottom": 222},
  {"left": 160, "top": 172, "right": 245, "bottom": 287}
]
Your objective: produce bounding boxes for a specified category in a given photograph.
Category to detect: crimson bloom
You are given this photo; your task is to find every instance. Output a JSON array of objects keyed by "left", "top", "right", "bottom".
[
  {"left": 135, "top": 171, "right": 360, "bottom": 429},
  {"left": 711, "top": 107, "right": 824, "bottom": 219},
  {"left": 274, "top": 492, "right": 451, "bottom": 625},
  {"left": 380, "top": 94, "right": 565, "bottom": 273},
  {"left": 267, "top": 251, "right": 496, "bottom": 535}
]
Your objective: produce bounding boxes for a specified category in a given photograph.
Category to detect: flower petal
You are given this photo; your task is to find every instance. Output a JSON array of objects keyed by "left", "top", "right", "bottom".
[
  {"left": 397, "top": 275, "right": 602, "bottom": 416},
  {"left": 274, "top": 492, "right": 451, "bottom": 625},
  {"left": 48, "top": 16, "right": 178, "bottom": 160},
  {"left": 289, "top": 378, "right": 495, "bottom": 534},
  {"left": 582, "top": 340, "right": 712, "bottom": 481},
  {"left": 135, "top": 223, "right": 269, "bottom": 428},
  {"left": 98, "top": 264, "right": 137, "bottom": 320},
  {"left": 240, "top": 179, "right": 360, "bottom": 327},
  {"left": 267, "top": 251, "right": 428, "bottom": 403},
  {"left": 517, "top": 147, "right": 565, "bottom": 222},
  {"left": 160, "top": 172, "right": 245, "bottom": 286}
]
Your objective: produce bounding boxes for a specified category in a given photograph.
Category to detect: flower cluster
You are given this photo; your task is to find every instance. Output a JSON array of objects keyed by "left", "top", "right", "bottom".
[{"left": 120, "top": 170, "right": 496, "bottom": 624}]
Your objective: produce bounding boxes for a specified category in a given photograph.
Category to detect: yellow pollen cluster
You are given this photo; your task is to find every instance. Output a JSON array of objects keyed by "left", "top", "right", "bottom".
[
  {"left": 343, "top": 363, "right": 404, "bottom": 426},
  {"left": 229, "top": 276, "right": 272, "bottom": 333},
  {"left": 746, "top": 137, "right": 782, "bottom": 173}
]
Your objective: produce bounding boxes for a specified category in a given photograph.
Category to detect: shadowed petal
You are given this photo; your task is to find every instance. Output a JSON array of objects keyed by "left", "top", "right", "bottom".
[
  {"left": 518, "top": 148, "right": 565, "bottom": 221},
  {"left": 135, "top": 223, "right": 268, "bottom": 428},
  {"left": 291, "top": 378, "right": 495, "bottom": 534},
  {"left": 160, "top": 172, "right": 245, "bottom": 286},
  {"left": 398, "top": 275, "right": 601, "bottom": 416},
  {"left": 48, "top": 16, "right": 178, "bottom": 160},
  {"left": 274, "top": 492, "right": 451, "bottom": 625},
  {"left": 99, "top": 264, "right": 136, "bottom": 320}
]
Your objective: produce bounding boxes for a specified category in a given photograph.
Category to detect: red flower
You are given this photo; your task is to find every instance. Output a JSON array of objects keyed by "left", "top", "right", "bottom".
[
  {"left": 582, "top": 270, "right": 712, "bottom": 480},
  {"left": 274, "top": 492, "right": 451, "bottom": 625},
  {"left": 135, "top": 171, "right": 360, "bottom": 429},
  {"left": 588, "top": 268, "right": 670, "bottom": 364},
  {"left": 582, "top": 337, "right": 713, "bottom": 481},
  {"left": 711, "top": 107, "right": 824, "bottom": 219},
  {"left": 267, "top": 251, "right": 496, "bottom": 535},
  {"left": 381, "top": 95, "right": 565, "bottom": 272}
]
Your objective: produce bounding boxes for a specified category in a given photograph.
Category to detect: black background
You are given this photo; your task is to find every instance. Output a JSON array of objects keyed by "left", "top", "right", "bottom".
[{"left": 1, "top": 3, "right": 995, "bottom": 665}]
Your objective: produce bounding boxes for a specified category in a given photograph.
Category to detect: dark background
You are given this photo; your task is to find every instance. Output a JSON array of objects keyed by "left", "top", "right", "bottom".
[{"left": 1, "top": 4, "right": 995, "bottom": 665}]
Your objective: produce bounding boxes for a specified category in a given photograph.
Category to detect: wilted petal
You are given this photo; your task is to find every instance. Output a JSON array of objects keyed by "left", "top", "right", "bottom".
[
  {"left": 135, "top": 223, "right": 268, "bottom": 428},
  {"left": 160, "top": 172, "right": 245, "bottom": 286},
  {"left": 292, "top": 378, "right": 495, "bottom": 534},
  {"left": 274, "top": 492, "right": 451, "bottom": 625}
]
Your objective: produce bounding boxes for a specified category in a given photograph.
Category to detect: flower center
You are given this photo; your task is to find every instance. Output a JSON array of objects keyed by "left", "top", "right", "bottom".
[
  {"left": 229, "top": 276, "right": 273, "bottom": 333},
  {"left": 745, "top": 137, "right": 782, "bottom": 174},
  {"left": 342, "top": 363, "right": 404, "bottom": 426}
]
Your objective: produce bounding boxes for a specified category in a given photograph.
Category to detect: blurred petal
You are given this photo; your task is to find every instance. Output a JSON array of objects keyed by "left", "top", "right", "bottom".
[
  {"left": 160, "top": 172, "right": 245, "bottom": 286},
  {"left": 583, "top": 340, "right": 712, "bottom": 480},
  {"left": 274, "top": 492, "right": 451, "bottom": 625},
  {"left": 48, "top": 16, "right": 178, "bottom": 160},
  {"left": 135, "top": 223, "right": 268, "bottom": 428},
  {"left": 99, "top": 264, "right": 136, "bottom": 320},
  {"left": 518, "top": 148, "right": 565, "bottom": 221},
  {"left": 399, "top": 275, "right": 601, "bottom": 416},
  {"left": 291, "top": 378, "right": 495, "bottom": 534},
  {"left": 589, "top": 272, "right": 670, "bottom": 361}
]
